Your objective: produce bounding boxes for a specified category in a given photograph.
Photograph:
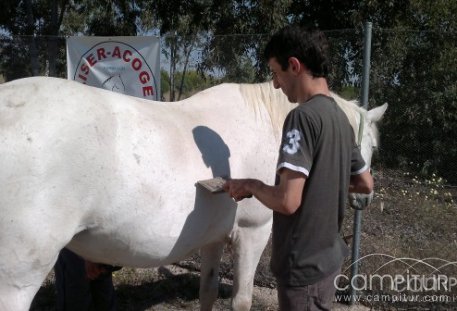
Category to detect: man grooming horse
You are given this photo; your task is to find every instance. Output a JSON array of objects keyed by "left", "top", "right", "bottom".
[{"left": 224, "top": 26, "right": 374, "bottom": 310}]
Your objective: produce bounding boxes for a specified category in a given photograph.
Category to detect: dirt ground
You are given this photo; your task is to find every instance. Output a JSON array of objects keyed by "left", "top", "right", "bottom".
[
  {"left": 31, "top": 167, "right": 457, "bottom": 310},
  {"left": 32, "top": 263, "right": 368, "bottom": 311}
]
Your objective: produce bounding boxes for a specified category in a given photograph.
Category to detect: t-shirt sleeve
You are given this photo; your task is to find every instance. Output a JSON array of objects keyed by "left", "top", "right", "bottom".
[
  {"left": 351, "top": 145, "right": 368, "bottom": 175},
  {"left": 276, "top": 109, "right": 315, "bottom": 177}
]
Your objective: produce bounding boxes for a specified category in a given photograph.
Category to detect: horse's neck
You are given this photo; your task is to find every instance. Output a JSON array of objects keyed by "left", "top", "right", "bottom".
[
  {"left": 238, "top": 82, "right": 363, "bottom": 141},
  {"left": 330, "top": 92, "right": 362, "bottom": 140},
  {"left": 239, "top": 82, "right": 297, "bottom": 139}
]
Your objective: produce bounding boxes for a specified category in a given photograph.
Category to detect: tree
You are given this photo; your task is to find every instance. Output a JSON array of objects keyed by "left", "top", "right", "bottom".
[
  {"left": 0, "top": 0, "right": 145, "bottom": 80},
  {"left": 198, "top": 0, "right": 292, "bottom": 82},
  {"left": 144, "top": 0, "right": 215, "bottom": 101},
  {"left": 0, "top": 0, "right": 70, "bottom": 79},
  {"left": 63, "top": 0, "right": 140, "bottom": 36},
  {"left": 371, "top": 0, "right": 457, "bottom": 181},
  {"left": 285, "top": 0, "right": 457, "bottom": 181}
]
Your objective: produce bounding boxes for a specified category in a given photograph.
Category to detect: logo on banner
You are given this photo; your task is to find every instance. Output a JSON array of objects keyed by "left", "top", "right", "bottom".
[{"left": 73, "top": 41, "right": 158, "bottom": 99}]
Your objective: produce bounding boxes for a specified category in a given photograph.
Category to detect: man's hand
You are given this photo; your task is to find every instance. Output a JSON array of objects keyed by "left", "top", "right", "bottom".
[
  {"left": 223, "top": 179, "right": 254, "bottom": 202},
  {"left": 348, "top": 191, "right": 374, "bottom": 210}
]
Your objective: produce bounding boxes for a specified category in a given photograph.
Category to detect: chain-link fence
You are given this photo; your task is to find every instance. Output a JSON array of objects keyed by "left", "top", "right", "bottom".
[{"left": 2, "top": 29, "right": 457, "bottom": 309}]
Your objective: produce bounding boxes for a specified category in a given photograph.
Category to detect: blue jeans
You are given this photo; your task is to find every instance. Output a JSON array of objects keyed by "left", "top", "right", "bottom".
[{"left": 55, "top": 248, "right": 117, "bottom": 311}]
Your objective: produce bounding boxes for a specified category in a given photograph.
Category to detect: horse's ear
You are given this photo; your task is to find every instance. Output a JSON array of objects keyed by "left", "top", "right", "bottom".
[{"left": 367, "top": 103, "right": 388, "bottom": 122}]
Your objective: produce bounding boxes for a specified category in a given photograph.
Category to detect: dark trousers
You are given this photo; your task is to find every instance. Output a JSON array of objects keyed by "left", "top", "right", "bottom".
[
  {"left": 277, "top": 268, "right": 340, "bottom": 311},
  {"left": 55, "top": 248, "right": 117, "bottom": 311}
]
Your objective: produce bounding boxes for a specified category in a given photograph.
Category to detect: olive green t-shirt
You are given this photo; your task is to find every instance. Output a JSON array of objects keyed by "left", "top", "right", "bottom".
[{"left": 271, "top": 94, "right": 367, "bottom": 286}]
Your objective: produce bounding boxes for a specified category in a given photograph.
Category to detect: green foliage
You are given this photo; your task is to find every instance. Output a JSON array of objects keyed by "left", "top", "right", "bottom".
[
  {"left": 160, "top": 70, "right": 170, "bottom": 97},
  {"left": 339, "top": 86, "right": 359, "bottom": 100},
  {"left": 160, "top": 69, "right": 221, "bottom": 101},
  {"left": 365, "top": 2, "right": 457, "bottom": 182},
  {"left": 0, "top": 0, "right": 145, "bottom": 79},
  {"left": 197, "top": 0, "right": 292, "bottom": 82},
  {"left": 175, "top": 70, "right": 220, "bottom": 97}
]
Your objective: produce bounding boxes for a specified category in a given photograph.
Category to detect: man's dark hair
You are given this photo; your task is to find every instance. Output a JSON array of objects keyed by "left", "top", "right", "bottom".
[{"left": 263, "top": 26, "right": 330, "bottom": 78}]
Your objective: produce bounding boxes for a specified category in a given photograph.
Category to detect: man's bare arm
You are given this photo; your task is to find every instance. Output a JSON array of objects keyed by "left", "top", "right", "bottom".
[{"left": 224, "top": 169, "right": 306, "bottom": 215}]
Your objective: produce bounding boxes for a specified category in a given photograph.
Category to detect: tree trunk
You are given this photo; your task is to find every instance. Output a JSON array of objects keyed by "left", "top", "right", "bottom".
[
  {"left": 177, "top": 38, "right": 195, "bottom": 101},
  {"left": 25, "top": 0, "right": 39, "bottom": 76},
  {"left": 47, "top": 0, "right": 58, "bottom": 76},
  {"left": 169, "top": 34, "right": 177, "bottom": 101}
]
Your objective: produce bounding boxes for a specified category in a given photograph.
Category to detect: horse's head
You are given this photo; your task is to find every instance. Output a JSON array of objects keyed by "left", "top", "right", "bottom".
[
  {"left": 342, "top": 101, "right": 387, "bottom": 210},
  {"left": 359, "top": 103, "right": 388, "bottom": 168},
  {"left": 330, "top": 92, "right": 387, "bottom": 169}
]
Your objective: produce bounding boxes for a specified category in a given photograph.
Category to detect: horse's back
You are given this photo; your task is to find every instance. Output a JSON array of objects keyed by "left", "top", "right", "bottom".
[{"left": 0, "top": 77, "right": 274, "bottom": 265}]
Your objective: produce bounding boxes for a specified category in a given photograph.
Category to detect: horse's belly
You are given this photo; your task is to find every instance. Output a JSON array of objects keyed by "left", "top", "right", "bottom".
[{"left": 68, "top": 188, "right": 238, "bottom": 267}]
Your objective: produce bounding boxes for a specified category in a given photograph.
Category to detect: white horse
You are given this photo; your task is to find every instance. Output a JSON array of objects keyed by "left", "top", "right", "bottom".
[{"left": 0, "top": 77, "right": 387, "bottom": 311}]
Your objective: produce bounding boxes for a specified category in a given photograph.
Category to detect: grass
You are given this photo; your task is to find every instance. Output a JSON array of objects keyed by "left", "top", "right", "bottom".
[{"left": 339, "top": 167, "right": 457, "bottom": 310}]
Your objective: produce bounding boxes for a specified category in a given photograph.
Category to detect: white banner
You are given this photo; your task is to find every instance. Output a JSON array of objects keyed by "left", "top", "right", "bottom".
[{"left": 66, "top": 36, "right": 161, "bottom": 100}]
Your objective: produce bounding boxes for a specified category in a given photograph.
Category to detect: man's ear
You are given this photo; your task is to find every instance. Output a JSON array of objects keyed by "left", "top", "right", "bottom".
[{"left": 288, "top": 57, "right": 302, "bottom": 75}]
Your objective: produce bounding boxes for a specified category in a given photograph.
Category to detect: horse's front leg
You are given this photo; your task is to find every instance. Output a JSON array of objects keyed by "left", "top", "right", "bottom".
[
  {"left": 199, "top": 241, "right": 225, "bottom": 311},
  {"left": 231, "top": 221, "right": 272, "bottom": 311}
]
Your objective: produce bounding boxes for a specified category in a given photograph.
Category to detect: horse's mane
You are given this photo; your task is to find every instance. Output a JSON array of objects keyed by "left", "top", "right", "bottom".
[
  {"left": 239, "top": 81, "right": 367, "bottom": 140},
  {"left": 329, "top": 91, "right": 365, "bottom": 140},
  {"left": 239, "top": 81, "right": 297, "bottom": 138}
]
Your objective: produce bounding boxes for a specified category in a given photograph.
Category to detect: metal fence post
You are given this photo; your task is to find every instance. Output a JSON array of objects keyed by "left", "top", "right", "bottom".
[{"left": 349, "top": 21, "right": 372, "bottom": 304}]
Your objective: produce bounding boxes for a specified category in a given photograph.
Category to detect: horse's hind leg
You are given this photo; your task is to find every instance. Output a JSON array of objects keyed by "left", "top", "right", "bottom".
[
  {"left": 199, "top": 241, "right": 225, "bottom": 311},
  {"left": 231, "top": 222, "right": 271, "bottom": 311}
]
